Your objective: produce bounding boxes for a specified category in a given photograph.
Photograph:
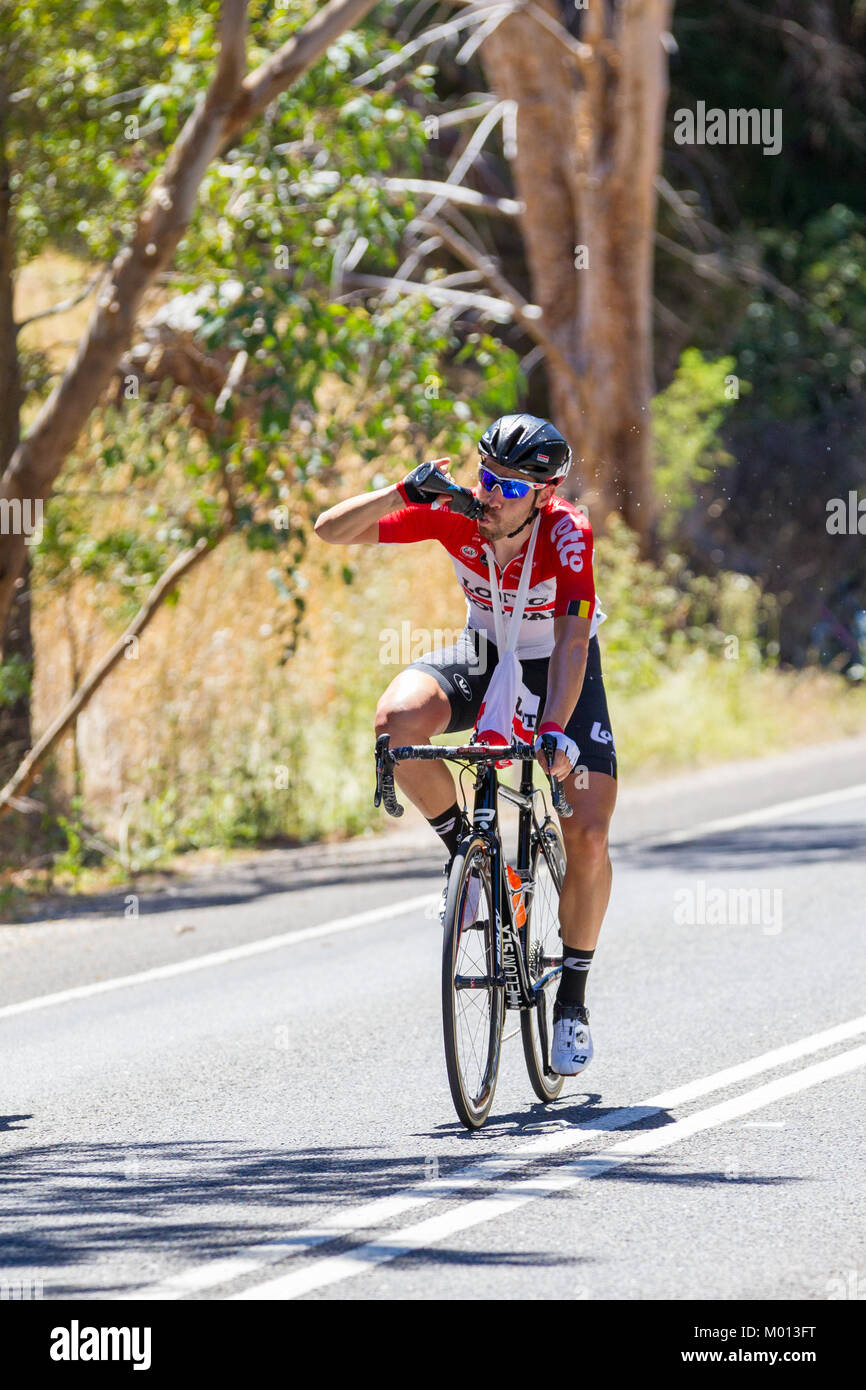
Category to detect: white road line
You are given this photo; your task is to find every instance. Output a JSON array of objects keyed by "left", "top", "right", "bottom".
[
  {"left": 647, "top": 1013, "right": 866, "bottom": 1108},
  {"left": 232, "top": 1041, "right": 866, "bottom": 1300},
  {"left": 126, "top": 1013, "right": 866, "bottom": 1300},
  {"left": 646, "top": 781, "right": 866, "bottom": 847},
  {"left": 114, "top": 1248, "right": 319, "bottom": 1301},
  {"left": 4, "top": 779, "right": 864, "bottom": 1022},
  {"left": 0, "top": 894, "right": 437, "bottom": 1021}
]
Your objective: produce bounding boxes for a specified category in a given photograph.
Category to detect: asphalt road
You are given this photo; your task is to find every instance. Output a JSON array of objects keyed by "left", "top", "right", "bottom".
[{"left": 1, "top": 736, "right": 865, "bottom": 1302}]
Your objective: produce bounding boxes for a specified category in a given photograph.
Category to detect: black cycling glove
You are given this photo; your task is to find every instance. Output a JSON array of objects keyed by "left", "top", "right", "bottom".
[
  {"left": 397, "top": 461, "right": 449, "bottom": 505},
  {"left": 397, "top": 461, "right": 484, "bottom": 518}
]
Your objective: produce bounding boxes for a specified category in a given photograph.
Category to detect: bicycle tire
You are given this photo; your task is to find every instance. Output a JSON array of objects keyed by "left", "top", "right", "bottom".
[
  {"left": 521, "top": 821, "right": 566, "bottom": 1102},
  {"left": 441, "top": 837, "right": 505, "bottom": 1130}
]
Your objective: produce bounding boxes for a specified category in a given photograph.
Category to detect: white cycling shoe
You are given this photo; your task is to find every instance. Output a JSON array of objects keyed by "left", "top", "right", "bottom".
[{"left": 550, "top": 1001, "right": 593, "bottom": 1075}]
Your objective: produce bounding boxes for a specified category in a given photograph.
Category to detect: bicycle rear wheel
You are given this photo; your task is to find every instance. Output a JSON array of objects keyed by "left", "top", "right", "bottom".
[
  {"left": 441, "top": 838, "right": 504, "bottom": 1130},
  {"left": 521, "top": 820, "right": 566, "bottom": 1101}
]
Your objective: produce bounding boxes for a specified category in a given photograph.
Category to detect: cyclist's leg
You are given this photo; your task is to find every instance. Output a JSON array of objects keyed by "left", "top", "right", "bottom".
[
  {"left": 556, "top": 771, "right": 617, "bottom": 951},
  {"left": 532, "top": 636, "right": 618, "bottom": 951},
  {"left": 373, "top": 629, "right": 490, "bottom": 819},
  {"left": 374, "top": 669, "right": 456, "bottom": 817}
]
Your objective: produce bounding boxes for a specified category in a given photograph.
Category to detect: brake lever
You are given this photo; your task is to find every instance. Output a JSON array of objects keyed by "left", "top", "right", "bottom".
[
  {"left": 374, "top": 733, "right": 404, "bottom": 818},
  {"left": 540, "top": 733, "right": 573, "bottom": 818}
]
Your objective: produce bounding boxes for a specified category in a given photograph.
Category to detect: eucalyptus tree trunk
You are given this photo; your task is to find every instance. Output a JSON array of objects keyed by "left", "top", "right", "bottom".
[{"left": 481, "top": 0, "right": 673, "bottom": 535}]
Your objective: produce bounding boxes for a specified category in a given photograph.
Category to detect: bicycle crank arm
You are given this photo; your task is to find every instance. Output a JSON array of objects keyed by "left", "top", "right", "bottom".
[{"left": 534, "top": 985, "right": 557, "bottom": 1076}]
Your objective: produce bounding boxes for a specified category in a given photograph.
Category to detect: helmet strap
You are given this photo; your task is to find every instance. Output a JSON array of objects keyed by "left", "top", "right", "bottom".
[{"left": 505, "top": 498, "right": 539, "bottom": 539}]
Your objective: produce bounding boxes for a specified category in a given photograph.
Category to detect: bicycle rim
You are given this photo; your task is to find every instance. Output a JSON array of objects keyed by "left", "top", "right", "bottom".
[
  {"left": 442, "top": 839, "right": 504, "bottom": 1130},
  {"left": 521, "top": 822, "right": 565, "bottom": 1101}
]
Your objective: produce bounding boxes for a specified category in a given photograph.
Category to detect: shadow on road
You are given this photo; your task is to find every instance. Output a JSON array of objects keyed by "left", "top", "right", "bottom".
[
  {"left": 618, "top": 821, "right": 866, "bottom": 872},
  {"left": 0, "top": 1114, "right": 31, "bottom": 1133},
  {"left": 15, "top": 817, "right": 866, "bottom": 931},
  {"left": 0, "top": 1108, "right": 803, "bottom": 1295},
  {"left": 429, "top": 1099, "right": 668, "bottom": 1138},
  {"left": 8, "top": 847, "right": 445, "bottom": 927}
]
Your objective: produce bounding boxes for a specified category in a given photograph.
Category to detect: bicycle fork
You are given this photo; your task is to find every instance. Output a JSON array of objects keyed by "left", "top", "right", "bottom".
[{"left": 468, "top": 766, "right": 539, "bottom": 1016}]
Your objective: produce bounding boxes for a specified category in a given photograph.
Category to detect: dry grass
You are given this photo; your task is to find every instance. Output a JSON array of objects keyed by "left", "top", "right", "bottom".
[
  {"left": 614, "top": 653, "right": 866, "bottom": 780},
  {"left": 31, "top": 490, "right": 463, "bottom": 855},
  {"left": 15, "top": 250, "right": 99, "bottom": 372},
  {"left": 12, "top": 256, "right": 866, "bottom": 882},
  {"left": 30, "top": 511, "right": 866, "bottom": 869}
]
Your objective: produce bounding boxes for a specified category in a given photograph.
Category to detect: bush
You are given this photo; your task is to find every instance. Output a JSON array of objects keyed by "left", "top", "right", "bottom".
[{"left": 595, "top": 516, "right": 772, "bottom": 697}]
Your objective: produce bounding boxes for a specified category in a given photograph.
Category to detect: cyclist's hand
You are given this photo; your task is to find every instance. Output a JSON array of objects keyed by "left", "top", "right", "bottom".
[
  {"left": 398, "top": 458, "right": 454, "bottom": 506},
  {"left": 535, "top": 723, "right": 579, "bottom": 780}
]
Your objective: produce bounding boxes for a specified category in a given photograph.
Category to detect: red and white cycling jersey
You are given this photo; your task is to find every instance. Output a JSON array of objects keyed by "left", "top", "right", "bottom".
[{"left": 378, "top": 493, "right": 605, "bottom": 660}]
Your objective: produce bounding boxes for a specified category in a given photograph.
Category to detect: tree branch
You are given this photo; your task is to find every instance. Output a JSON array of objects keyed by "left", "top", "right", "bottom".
[
  {"left": 15, "top": 272, "right": 102, "bottom": 332},
  {"left": 345, "top": 271, "right": 515, "bottom": 321},
  {"left": 0, "top": 535, "right": 217, "bottom": 815},
  {"left": 352, "top": 2, "right": 512, "bottom": 87},
  {"left": 434, "top": 98, "right": 499, "bottom": 129},
  {"left": 415, "top": 214, "right": 585, "bottom": 390},
  {"left": 0, "top": 0, "right": 381, "bottom": 642},
  {"left": 236, "top": 0, "right": 381, "bottom": 126},
  {"left": 214, "top": 346, "right": 249, "bottom": 416},
  {"left": 380, "top": 177, "right": 522, "bottom": 216},
  {"left": 409, "top": 97, "right": 508, "bottom": 232},
  {"left": 519, "top": 2, "right": 592, "bottom": 68}
]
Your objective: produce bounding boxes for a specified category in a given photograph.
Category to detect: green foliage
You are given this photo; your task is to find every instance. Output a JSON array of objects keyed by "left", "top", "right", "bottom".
[
  {"left": 16, "top": 0, "right": 523, "bottom": 649},
  {"left": 734, "top": 206, "right": 866, "bottom": 419},
  {"left": 4, "top": 0, "right": 220, "bottom": 263},
  {"left": 53, "top": 812, "right": 86, "bottom": 881},
  {"left": 652, "top": 349, "right": 742, "bottom": 534},
  {"left": 595, "top": 516, "right": 770, "bottom": 697},
  {"left": 0, "top": 654, "right": 32, "bottom": 707},
  {"left": 34, "top": 403, "right": 197, "bottom": 619},
  {"left": 7, "top": 0, "right": 503, "bottom": 438}
]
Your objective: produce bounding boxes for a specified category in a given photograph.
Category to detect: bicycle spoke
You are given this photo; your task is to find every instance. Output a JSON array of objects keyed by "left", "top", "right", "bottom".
[
  {"left": 453, "top": 869, "right": 494, "bottom": 1100},
  {"left": 443, "top": 849, "right": 504, "bottom": 1127},
  {"left": 520, "top": 826, "right": 565, "bottom": 1102}
]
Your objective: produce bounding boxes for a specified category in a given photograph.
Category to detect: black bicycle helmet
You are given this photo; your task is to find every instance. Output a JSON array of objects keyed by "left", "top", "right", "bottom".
[{"left": 478, "top": 413, "right": 572, "bottom": 484}]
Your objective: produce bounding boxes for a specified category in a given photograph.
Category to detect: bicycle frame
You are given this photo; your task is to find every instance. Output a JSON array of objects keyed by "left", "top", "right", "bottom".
[
  {"left": 374, "top": 733, "right": 566, "bottom": 1045},
  {"left": 466, "top": 752, "right": 552, "bottom": 1013}
]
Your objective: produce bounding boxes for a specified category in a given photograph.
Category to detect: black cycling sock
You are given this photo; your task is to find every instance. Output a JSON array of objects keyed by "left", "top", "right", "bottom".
[
  {"left": 428, "top": 801, "right": 465, "bottom": 860},
  {"left": 557, "top": 947, "right": 594, "bottom": 1007}
]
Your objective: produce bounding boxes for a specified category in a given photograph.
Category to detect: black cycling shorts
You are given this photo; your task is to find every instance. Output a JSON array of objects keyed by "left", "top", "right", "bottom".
[{"left": 407, "top": 628, "right": 617, "bottom": 780}]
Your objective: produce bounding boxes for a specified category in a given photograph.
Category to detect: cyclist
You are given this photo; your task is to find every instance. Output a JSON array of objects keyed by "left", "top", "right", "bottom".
[{"left": 315, "top": 414, "right": 617, "bottom": 1076}]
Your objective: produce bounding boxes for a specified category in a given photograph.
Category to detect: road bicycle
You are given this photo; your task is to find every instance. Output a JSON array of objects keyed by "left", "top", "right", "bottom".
[{"left": 374, "top": 732, "right": 571, "bottom": 1129}]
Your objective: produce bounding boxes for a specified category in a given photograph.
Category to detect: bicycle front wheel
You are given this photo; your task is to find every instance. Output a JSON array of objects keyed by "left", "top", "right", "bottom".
[
  {"left": 441, "top": 838, "right": 504, "bottom": 1130},
  {"left": 521, "top": 821, "right": 566, "bottom": 1102}
]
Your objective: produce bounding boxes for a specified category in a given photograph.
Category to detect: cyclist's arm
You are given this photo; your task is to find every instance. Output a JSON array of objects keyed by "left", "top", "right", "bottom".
[
  {"left": 314, "top": 484, "right": 403, "bottom": 545},
  {"left": 538, "top": 508, "right": 596, "bottom": 756},
  {"left": 539, "top": 613, "right": 591, "bottom": 732}
]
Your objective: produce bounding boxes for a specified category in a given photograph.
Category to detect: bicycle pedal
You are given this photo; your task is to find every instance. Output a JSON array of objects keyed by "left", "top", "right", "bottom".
[{"left": 461, "top": 917, "right": 490, "bottom": 931}]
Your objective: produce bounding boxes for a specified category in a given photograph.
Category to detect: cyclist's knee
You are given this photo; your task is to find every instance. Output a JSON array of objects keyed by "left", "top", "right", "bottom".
[
  {"left": 374, "top": 699, "right": 440, "bottom": 744},
  {"left": 561, "top": 822, "right": 610, "bottom": 871},
  {"left": 374, "top": 672, "right": 450, "bottom": 742}
]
